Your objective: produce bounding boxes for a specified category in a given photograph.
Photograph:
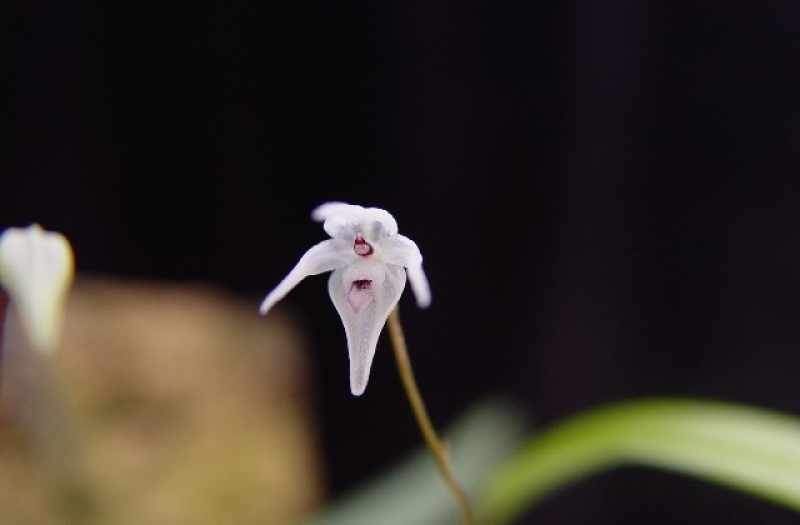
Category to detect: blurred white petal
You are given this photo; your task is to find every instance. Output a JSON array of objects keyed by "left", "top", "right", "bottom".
[{"left": 0, "top": 224, "right": 74, "bottom": 355}]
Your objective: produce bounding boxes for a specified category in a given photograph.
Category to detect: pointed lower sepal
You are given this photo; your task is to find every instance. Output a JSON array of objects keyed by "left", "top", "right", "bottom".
[{"left": 329, "top": 262, "right": 407, "bottom": 396}]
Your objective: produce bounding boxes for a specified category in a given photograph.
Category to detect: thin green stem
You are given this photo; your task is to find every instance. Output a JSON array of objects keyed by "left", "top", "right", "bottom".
[{"left": 387, "top": 307, "right": 475, "bottom": 525}]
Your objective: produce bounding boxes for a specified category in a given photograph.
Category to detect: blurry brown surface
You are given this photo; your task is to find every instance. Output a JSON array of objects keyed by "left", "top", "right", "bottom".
[{"left": 0, "top": 278, "right": 322, "bottom": 524}]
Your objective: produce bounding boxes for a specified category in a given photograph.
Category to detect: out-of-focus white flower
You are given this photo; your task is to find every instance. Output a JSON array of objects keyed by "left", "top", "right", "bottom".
[
  {"left": 259, "top": 202, "right": 431, "bottom": 396},
  {"left": 0, "top": 224, "right": 74, "bottom": 355}
]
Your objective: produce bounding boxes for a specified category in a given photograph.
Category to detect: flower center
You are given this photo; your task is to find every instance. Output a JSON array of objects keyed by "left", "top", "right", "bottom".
[{"left": 353, "top": 234, "right": 374, "bottom": 257}]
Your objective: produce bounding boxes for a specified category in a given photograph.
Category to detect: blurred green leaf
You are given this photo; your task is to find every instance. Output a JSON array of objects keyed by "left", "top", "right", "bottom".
[
  {"left": 481, "top": 398, "right": 800, "bottom": 523},
  {"left": 306, "top": 398, "right": 529, "bottom": 525}
]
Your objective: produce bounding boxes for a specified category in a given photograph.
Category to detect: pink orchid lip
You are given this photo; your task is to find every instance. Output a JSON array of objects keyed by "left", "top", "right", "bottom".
[
  {"left": 353, "top": 234, "right": 374, "bottom": 257},
  {"left": 346, "top": 279, "right": 373, "bottom": 314}
]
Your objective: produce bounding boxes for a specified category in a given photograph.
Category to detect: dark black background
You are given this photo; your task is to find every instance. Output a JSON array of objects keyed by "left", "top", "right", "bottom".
[{"left": 4, "top": 1, "right": 800, "bottom": 523}]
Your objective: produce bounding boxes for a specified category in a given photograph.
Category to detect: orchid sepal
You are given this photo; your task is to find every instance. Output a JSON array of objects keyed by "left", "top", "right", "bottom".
[{"left": 259, "top": 238, "right": 351, "bottom": 316}]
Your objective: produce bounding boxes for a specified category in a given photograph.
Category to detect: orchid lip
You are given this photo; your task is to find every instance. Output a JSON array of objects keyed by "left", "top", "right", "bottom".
[{"left": 346, "top": 279, "right": 373, "bottom": 314}]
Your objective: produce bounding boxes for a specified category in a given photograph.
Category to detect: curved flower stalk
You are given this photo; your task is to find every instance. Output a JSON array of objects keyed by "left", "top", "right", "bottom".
[
  {"left": 259, "top": 202, "right": 431, "bottom": 396},
  {"left": 0, "top": 224, "right": 75, "bottom": 355}
]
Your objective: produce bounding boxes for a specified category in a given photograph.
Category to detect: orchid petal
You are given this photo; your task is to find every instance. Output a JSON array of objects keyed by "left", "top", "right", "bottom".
[
  {"left": 312, "top": 202, "right": 398, "bottom": 238},
  {"left": 259, "top": 238, "right": 352, "bottom": 315},
  {"left": 405, "top": 262, "right": 432, "bottom": 308},
  {"left": 329, "top": 264, "right": 406, "bottom": 396},
  {"left": 0, "top": 224, "right": 74, "bottom": 355},
  {"left": 382, "top": 234, "right": 431, "bottom": 308}
]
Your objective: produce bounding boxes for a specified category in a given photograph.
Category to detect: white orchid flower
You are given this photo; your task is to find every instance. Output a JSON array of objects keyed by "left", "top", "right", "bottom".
[
  {"left": 259, "top": 202, "right": 431, "bottom": 396},
  {"left": 0, "top": 224, "right": 75, "bottom": 356}
]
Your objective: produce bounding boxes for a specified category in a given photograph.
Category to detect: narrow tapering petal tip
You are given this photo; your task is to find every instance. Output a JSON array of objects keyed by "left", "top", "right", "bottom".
[
  {"left": 258, "top": 299, "right": 270, "bottom": 316},
  {"left": 350, "top": 379, "right": 367, "bottom": 397},
  {"left": 408, "top": 265, "right": 432, "bottom": 309}
]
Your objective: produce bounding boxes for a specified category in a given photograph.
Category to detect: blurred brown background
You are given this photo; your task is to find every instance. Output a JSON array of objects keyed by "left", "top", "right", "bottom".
[{"left": 0, "top": 279, "right": 321, "bottom": 523}]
